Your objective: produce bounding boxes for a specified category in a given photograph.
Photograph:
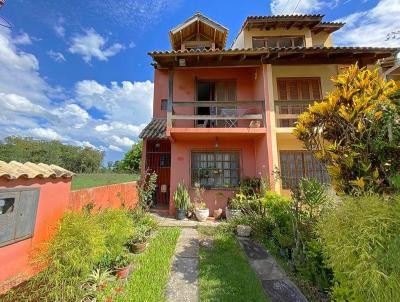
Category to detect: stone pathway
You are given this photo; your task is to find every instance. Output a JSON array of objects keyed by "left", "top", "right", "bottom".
[
  {"left": 166, "top": 228, "right": 199, "bottom": 302},
  {"left": 152, "top": 212, "right": 219, "bottom": 228},
  {"left": 237, "top": 237, "right": 308, "bottom": 302}
]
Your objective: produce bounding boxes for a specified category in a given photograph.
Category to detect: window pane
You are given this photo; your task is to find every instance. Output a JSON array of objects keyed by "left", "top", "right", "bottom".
[
  {"left": 191, "top": 152, "right": 240, "bottom": 188},
  {"left": 293, "top": 37, "right": 304, "bottom": 47},
  {"left": 279, "top": 151, "right": 329, "bottom": 189},
  {"left": 0, "top": 198, "right": 14, "bottom": 214},
  {"left": 266, "top": 37, "right": 279, "bottom": 48},
  {"left": 279, "top": 37, "right": 292, "bottom": 48},
  {"left": 252, "top": 38, "right": 266, "bottom": 48}
]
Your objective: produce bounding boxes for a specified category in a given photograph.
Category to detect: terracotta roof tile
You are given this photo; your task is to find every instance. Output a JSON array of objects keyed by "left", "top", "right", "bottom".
[
  {"left": 139, "top": 119, "right": 167, "bottom": 139},
  {"left": 0, "top": 161, "right": 74, "bottom": 180}
]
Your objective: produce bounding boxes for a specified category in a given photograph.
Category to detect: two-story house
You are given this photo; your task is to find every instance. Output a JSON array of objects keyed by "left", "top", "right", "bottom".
[{"left": 139, "top": 13, "right": 398, "bottom": 215}]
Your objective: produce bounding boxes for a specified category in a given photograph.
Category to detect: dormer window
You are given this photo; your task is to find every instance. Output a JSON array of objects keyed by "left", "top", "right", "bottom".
[{"left": 252, "top": 36, "right": 305, "bottom": 48}]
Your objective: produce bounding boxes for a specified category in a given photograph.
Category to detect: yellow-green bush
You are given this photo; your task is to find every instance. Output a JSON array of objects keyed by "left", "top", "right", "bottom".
[
  {"left": 294, "top": 64, "right": 400, "bottom": 194},
  {"left": 318, "top": 195, "right": 400, "bottom": 301}
]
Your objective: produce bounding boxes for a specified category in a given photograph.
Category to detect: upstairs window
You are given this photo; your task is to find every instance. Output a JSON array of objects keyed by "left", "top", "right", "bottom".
[
  {"left": 161, "top": 99, "right": 168, "bottom": 111},
  {"left": 253, "top": 36, "right": 305, "bottom": 48},
  {"left": 277, "top": 78, "right": 322, "bottom": 101}
]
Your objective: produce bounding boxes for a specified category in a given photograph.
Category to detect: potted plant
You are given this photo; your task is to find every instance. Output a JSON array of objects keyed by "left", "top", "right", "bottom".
[
  {"left": 192, "top": 185, "right": 208, "bottom": 221},
  {"left": 113, "top": 253, "right": 133, "bottom": 279},
  {"left": 186, "top": 202, "right": 195, "bottom": 219},
  {"left": 173, "top": 182, "right": 190, "bottom": 220},
  {"left": 225, "top": 193, "right": 243, "bottom": 220},
  {"left": 195, "top": 201, "right": 210, "bottom": 222},
  {"left": 129, "top": 225, "right": 150, "bottom": 254}
]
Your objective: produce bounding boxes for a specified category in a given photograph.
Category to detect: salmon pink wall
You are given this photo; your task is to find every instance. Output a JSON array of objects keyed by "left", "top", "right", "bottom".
[
  {"left": 169, "top": 138, "right": 261, "bottom": 215},
  {"left": 0, "top": 179, "right": 138, "bottom": 293},
  {"left": 68, "top": 182, "right": 138, "bottom": 212},
  {"left": 153, "top": 69, "right": 168, "bottom": 118},
  {"left": 0, "top": 178, "right": 71, "bottom": 292}
]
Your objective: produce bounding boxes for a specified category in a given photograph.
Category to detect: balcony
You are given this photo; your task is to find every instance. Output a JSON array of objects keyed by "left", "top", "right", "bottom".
[
  {"left": 166, "top": 100, "right": 266, "bottom": 140},
  {"left": 275, "top": 100, "right": 314, "bottom": 132}
]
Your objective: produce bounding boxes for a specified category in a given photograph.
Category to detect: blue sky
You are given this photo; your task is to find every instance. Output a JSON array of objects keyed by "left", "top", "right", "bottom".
[{"left": 0, "top": 0, "right": 399, "bottom": 163}]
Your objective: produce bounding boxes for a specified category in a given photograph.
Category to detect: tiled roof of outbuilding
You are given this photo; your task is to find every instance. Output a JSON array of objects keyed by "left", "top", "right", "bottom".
[
  {"left": 0, "top": 161, "right": 74, "bottom": 180},
  {"left": 139, "top": 119, "right": 167, "bottom": 139}
]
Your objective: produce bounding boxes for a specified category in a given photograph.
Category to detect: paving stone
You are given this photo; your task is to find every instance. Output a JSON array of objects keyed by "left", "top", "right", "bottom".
[
  {"left": 237, "top": 237, "right": 270, "bottom": 259},
  {"left": 250, "top": 258, "right": 286, "bottom": 280},
  {"left": 166, "top": 257, "right": 199, "bottom": 302},
  {"left": 166, "top": 228, "right": 199, "bottom": 302},
  {"left": 262, "top": 279, "right": 308, "bottom": 302}
]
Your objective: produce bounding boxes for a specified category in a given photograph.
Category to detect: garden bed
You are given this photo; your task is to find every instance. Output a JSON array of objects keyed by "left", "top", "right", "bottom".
[
  {"left": 198, "top": 226, "right": 268, "bottom": 302},
  {"left": 2, "top": 208, "right": 180, "bottom": 302}
]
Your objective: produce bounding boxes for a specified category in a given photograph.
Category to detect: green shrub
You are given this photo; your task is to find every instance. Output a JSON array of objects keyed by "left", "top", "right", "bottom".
[
  {"left": 318, "top": 195, "right": 400, "bottom": 301},
  {"left": 6, "top": 208, "right": 137, "bottom": 302},
  {"left": 94, "top": 209, "right": 134, "bottom": 267}
]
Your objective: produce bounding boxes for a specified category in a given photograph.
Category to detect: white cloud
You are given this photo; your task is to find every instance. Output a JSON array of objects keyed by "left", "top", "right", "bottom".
[
  {"left": 75, "top": 80, "right": 107, "bottom": 96},
  {"left": 47, "top": 50, "right": 66, "bottom": 62},
  {"left": 270, "top": 0, "right": 335, "bottom": 15},
  {"left": 29, "top": 128, "right": 63, "bottom": 140},
  {"left": 108, "top": 135, "right": 135, "bottom": 148},
  {"left": 13, "top": 32, "right": 33, "bottom": 45},
  {"left": 75, "top": 79, "right": 153, "bottom": 125},
  {"left": 334, "top": 0, "right": 400, "bottom": 47},
  {"left": 0, "top": 26, "right": 152, "bottom": 161},
  {"left": 68, "top": 28, "right": 124, "bottom": 63},
  {"left": 54, "top": 24, "right": 65, "bottom": 38},
  {"left": 109, "top": 145, "right": 123, "bottom": 152}
]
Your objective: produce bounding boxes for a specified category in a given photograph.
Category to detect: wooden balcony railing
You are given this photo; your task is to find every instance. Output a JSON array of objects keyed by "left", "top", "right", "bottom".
[
  {"left": 275, "top": 100, "right": 315, "bottom": 128},
  {"left": 167, "top": 100, "right": 266, "bottom": 129}
]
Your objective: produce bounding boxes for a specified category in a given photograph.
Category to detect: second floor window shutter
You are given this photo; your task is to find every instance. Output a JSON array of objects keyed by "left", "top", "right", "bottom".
[{"left": 277, "top": 78, "right": 321, "bottom": 101}]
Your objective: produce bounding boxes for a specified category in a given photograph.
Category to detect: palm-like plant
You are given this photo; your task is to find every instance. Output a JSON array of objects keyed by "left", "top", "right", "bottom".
[{"left": 173, "top": 182, "right": 190, "bottom": 210}]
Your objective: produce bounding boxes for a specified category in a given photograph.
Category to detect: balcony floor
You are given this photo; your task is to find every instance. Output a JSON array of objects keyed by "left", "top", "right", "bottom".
[{"left": 167, "top": 127, "right": 266, "bottom": 140}]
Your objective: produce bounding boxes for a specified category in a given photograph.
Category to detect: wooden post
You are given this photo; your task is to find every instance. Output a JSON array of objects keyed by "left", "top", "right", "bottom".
[
  {"left": 167, "top": 68, "right": 174, "bottom": 128},
  {"left": 261, "top": 100, "right": 266, "bottom": 127}
]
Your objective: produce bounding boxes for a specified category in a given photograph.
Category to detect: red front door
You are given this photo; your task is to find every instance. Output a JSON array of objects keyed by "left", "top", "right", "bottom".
[{"left": 145, "top": 139, "right": 171, "bottom": 205}]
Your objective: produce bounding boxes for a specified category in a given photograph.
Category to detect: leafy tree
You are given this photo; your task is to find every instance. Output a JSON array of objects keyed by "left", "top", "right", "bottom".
[
  {"left": 294, "top": 64, "right": 400, "bottom": 195},
  {"left": 113, "top": 140, "right": 142, "bottom": 173},
  {"left": 0, "top": 136, "right": 104, "bottom": 173}
]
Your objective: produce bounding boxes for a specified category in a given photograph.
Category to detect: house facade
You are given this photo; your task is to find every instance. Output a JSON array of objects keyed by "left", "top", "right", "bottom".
[{"left": 139, "top": 13, "right": 397, "bottom": 215}]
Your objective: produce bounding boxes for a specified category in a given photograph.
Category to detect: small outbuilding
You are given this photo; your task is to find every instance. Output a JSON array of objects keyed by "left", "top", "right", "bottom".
[{"left": 0, "top": 161, "right": 73, "bottom": 291}]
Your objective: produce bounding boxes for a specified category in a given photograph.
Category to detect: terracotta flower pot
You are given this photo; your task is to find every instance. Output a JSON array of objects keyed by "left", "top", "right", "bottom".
[
  {"left": 131, "top": 241, "right": 147, "bottom": 254},
  {"left": 115, "top": 264, "right": 133, "bottom": 279},
  {"left": 213, "top": 208, "right": 223, "bottom": 219}
]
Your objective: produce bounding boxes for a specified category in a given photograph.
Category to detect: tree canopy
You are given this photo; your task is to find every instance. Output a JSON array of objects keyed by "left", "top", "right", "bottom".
[
  {"left": 0, "top": 136, "right": 104, "bottom": 173},
  {"left": 112, "top": 140, "right": 142, "bottom": 173}
]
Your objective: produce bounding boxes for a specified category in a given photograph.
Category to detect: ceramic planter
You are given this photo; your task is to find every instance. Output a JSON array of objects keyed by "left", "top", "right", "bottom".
[
  {"left": 175, "top": 209, "right": 186, "bottom": 220},
  {"left": 225, "top": 207, "right": 241, "bottom": 220},
  {"left": 213, "top": 208, "right": 223, "bottom": 219},
  {"left": 115, "top": 264, "right": 133, "bottom": 279},
  {"left": 130, "top": 241, "right": 147, "bottom": 254},
  {"left": 195, "top": 208, "right": 209, "bottom": 222}
]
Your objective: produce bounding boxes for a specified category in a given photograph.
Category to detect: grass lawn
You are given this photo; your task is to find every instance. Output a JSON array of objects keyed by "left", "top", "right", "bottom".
[
  {"left": 116, "top": 227, "right": 181, "bottom": 302},
  {"left": 71, "top": 173, "right": 139, "bottom": 190},
  {"left": 198, "top": 227, "right": 269, "bottom": 302}
]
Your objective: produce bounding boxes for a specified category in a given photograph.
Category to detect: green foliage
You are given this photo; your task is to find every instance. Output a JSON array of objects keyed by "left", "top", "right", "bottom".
[
  {"left": 6, "top": 208, "right": 134, "bottom": 302},
  {"left": 0, "top": 136, "right": 104, "bottom": 173},
  {"left": 294, "top": 65, "right": 400, "bottom": 194},
  {"left": 173, "top": 182, "right": 191, "bottom": 210},
  {"left": 94, "top": 209, "right": 134, "bottom": 267},
  {"left": 130, "top": 208, "right": 158, "bottom": 243},
  {"left": 113, "top": 140, "right": 142, "bottom": 173},
  {"left": 138, "top": 170, "right": 158, "bottom": 209},
  {"left": 318, "top": 195, "right": 400, "bottom": 302}
]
